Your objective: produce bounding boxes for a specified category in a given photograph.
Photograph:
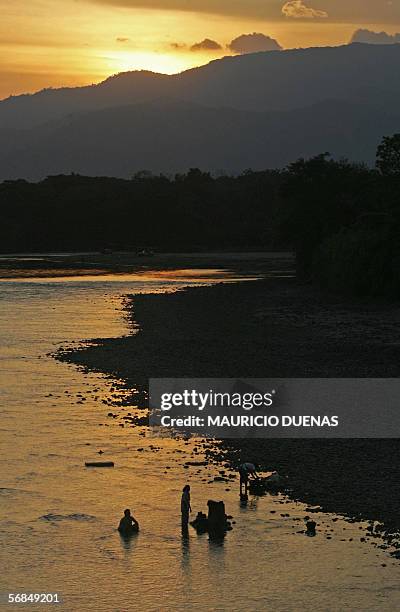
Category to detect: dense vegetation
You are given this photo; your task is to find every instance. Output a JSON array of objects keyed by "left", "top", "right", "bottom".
[
  {"left": 1, "top": 135, "right": 399, "bottom": 297},
  {"left": 0, "top": 169, "right": 284, "bottom": 253}
]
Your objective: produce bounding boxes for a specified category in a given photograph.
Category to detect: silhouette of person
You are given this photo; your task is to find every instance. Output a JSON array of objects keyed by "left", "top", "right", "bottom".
[
  {"left": 238, "top": 462, "right": 259, "bottom": 495},
  {"left": 181, "top": 484, "right": 191, "bottom": 527},
  {"left": 118, "top": 508, "right": 139, "bottom": 535}
]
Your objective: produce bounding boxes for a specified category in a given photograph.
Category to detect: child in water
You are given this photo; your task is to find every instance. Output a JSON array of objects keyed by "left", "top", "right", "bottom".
[{"left": 118, "top": 508, "right": 139, "bottom": 535}]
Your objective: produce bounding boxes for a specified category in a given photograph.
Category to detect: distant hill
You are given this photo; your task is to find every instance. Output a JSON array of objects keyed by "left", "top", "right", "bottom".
[{"left": 1, "top": 43, "right": 400, "bottom": 179}]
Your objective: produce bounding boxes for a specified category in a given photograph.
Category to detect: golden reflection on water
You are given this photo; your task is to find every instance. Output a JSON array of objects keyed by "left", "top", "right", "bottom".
[
  {"left": 1, "top": 268, "right": 259, "bottom": 283},
  {"left": 1, "top": 270, "right": 399, "bottom": 611}
]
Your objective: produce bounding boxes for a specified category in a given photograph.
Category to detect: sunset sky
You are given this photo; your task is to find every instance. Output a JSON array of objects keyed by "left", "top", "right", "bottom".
[{"left": 1, "top": 0, "right": 400, "bottom": 99}]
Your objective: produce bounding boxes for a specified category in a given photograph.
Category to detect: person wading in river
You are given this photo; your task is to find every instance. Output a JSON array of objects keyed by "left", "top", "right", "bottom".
[
  {"left": 118, "top": 508, "right": 139, "bottom": 535},
  {"left": 181, "top": 484, "right": 191, "bottom": 527},
  {"left": 239, "top": 462, "right": 259, "bottom": 496}
]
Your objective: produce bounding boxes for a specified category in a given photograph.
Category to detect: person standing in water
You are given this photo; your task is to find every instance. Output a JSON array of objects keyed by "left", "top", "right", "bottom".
[
  {"left": 181, "top": 484, "right": 191, "bottom": 526},
  {"left": 118, "top": 508, "right": 139, "bottom": 535},
  {"left": 239, "top": 462, "right": 259, "bottom": 496}
]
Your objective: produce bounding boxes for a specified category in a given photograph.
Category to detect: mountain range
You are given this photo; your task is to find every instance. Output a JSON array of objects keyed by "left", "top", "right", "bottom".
[{"left": 1, "top": 43, "right": 400, "bottom": 179}]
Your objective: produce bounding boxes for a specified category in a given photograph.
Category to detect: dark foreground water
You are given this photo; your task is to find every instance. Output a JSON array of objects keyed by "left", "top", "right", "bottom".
[{"left": 1, "top": 270, "right": 399, "bottom": 611}]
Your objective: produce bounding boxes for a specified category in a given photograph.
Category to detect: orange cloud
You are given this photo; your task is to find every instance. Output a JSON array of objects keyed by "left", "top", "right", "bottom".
[{"left": 282, "top": 1, "right": 328, "bottom": 19}]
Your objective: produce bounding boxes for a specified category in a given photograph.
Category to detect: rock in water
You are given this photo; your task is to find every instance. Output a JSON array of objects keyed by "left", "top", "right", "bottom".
[
  {"left": 85, "top": 461, "right": 114, "bottom": 467},
  {"left": 190, "top": 501, "right": 233, "bottom": 537},
  {"left": 207, "top": 500, "right": 232, "bottom": 537},
  {"left": 190, "top": 511, "right": 208, "bottom": 533},
  {"left": 306, "top": 520, "right": 317, "bottom": 536}
]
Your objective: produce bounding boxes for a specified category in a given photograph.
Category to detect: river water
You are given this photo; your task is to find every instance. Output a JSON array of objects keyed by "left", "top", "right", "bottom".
[{"left": 0, "top": 270, "right": 399, "bottom": 611}]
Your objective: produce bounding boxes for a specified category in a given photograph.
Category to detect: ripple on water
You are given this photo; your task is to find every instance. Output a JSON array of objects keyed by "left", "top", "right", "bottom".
[
  {"left": 39, "top": 513, "right": 97, "bottom": 523},
  {"left": 0, "top": 487, "right": 40, "bottom": 498}
]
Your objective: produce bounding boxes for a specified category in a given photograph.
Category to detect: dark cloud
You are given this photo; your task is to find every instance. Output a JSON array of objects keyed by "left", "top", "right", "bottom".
[
  {"left": 88, "top": 0, "right": 281, "bottom": 19},
  {"left": 228, "top": 33, "right": 282, "bottom": 54},
  {"left": 87, "top": 1, "right": 400, "bottom": 25},
  {"left": 350, "top": 28, "right": 400, "bottom": 44},
  {"left": 190, "top": 38, "right": 222, "bottom": 52},
  {"left": 116, "top": 37, "right": 130, "bottom": 43}
]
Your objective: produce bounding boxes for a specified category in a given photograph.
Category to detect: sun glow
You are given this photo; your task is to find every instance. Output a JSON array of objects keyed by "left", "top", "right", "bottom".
[
  {"left": 2, "top": 0, "right": 400, "bottom": 99},
  {"left": 101, "top": 49, "right": 208, "bottom": 75}
]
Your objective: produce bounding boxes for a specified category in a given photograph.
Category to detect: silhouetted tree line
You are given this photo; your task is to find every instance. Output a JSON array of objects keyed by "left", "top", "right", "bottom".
[
  {"left": 0, "top": 168, "right": 284, "bottom": 253},
  {"left": 281, "top": 136, "right": 400, "bottom": 297},
  {"left": 1, "top": 135, "right": 399, "bottom": 297}
]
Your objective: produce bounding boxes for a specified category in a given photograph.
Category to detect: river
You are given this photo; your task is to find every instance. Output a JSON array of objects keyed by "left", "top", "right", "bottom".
[{"left": 0, "top": 270, "right": 399, "bottom": 611}]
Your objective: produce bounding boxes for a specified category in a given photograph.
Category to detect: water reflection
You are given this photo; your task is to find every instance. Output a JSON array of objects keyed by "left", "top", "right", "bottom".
[
  {"left": 208, "top": 535, "right": 226, "bottom": 577},
  {"left": 208, "top": 533, "right": 226, "bottom": 547},
  {"left": 181, "top": 523, "right": 190, "bottom": 543},
  {"left": 239, "top": 495, "right": 259, "bottom": 511},
  {"left": 240, "top": 494, "right": 248, "bottom": 508},
  {"left": 119, "top": 531, "right": 138, "bottom": 553},
  {"left": 181, "top": 525, "right": 191, "bottom": 571},
  {"left": 1, "top": 270, "right": 398, "bottom": 612}
]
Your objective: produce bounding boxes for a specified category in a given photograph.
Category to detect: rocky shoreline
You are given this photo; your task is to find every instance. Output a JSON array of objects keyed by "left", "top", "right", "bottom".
[{"left": 58, "top": 274, "right": 400, "bottom": 542}]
